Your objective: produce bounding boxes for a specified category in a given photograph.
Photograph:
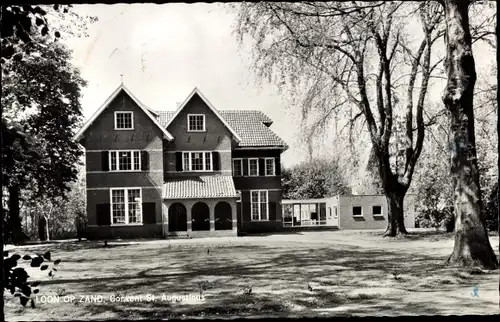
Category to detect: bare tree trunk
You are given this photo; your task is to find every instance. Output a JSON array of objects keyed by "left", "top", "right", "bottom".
[
  {"left": 8, "top": 185, "right": 25, "bottom": 244},
  {"left": 442, "top": 0, "right": 498, "bottom": 269},
  {"left": 383, "top": 190, "right": 408, "bottom": 237}
]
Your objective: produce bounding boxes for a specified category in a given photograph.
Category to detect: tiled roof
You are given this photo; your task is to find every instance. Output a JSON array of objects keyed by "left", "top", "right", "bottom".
[
  {"left": 156, "top": 110, "right": 288, "bottom": 149},
  {"left": 157, "top": 111, "right": 176, "bottom": 127},
  {"left": 163, "top": 176, "right": 238, "bottom": 199}
]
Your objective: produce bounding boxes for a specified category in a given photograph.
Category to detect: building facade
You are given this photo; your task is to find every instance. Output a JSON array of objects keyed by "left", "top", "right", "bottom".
[
  {"left": 74, "top": 84, "right": 288, "bottom": 239},
  {"left": 282, "top": 194, "right": 416, "bottom": 230}
]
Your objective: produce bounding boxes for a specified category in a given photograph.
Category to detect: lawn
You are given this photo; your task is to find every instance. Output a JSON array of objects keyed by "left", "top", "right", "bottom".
[{"left": 4, "top": 229, "right": 499, "bottom": 319}]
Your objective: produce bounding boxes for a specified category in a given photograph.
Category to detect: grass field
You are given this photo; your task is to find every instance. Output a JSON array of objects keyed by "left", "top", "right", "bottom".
[{"left": 4, "top": 229, "right": 499, "bottom": 319}]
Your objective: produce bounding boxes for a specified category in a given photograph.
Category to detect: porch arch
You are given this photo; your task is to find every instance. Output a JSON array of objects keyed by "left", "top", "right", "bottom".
[
  {"left": 192, "top": 202, "right": 210, "bottom": 231},
  {"left": 214, "top": 201, "right": 232, "bottom": 230},
  {"left": 168, "top": 203, "right": 187, "bottom": 232}
]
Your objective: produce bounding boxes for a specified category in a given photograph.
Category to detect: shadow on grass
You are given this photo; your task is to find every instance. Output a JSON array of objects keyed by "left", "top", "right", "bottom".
[
  {"left": 7, "top": 240, "right": 169, "bottom": 254},
  {"left": 16, "top": 243, "right": 496, "bottom": 318},
  {"left": 5, "top": 231, "right": 499, "bottom": 320},
  {"left": 399, "top": 230, "right": 454, "bottom": 242}
]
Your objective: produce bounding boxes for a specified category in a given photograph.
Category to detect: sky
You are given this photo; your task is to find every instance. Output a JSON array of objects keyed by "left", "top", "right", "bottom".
[{"left": 60, "top": 3, "right": 496, "bottom": 169}]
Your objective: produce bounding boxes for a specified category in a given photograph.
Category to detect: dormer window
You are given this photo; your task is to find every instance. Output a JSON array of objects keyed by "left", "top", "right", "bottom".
[
  {"left": 187, "top": 114, "right": 205, "bottom": 132},
  {"left": 115, "top": 111, "right": 134, "bottom": 130}
]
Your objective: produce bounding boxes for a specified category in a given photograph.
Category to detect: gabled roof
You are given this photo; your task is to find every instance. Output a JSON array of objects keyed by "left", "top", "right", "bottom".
[
  {"left": 157, "top": 110, "right": 288, "bottom": 150},
  {"left": 73, "top": 83, "right": 173, "bottom": 141},
  {"left": 163, "top": 176, "right": 238, "bottom": 199},
  {"left": 164, "top": 87, "right": 242, "bottom": 143}
]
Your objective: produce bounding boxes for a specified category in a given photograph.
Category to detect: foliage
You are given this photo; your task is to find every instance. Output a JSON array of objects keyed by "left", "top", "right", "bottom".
[
  {"left": 281, "top": 158, "right": 350, "bottom": 199},
  {"left": 1, "top": 4, "right": 97, "bottom": 245},
  {"left": 2, "top": 11, "right": 88, "bottom": 243},
  {"left": 413, "top": 132, "right": 454, "bottom": 230},
  {"left": 21, "top": 167, "right": 87, "bottom": 240},
  {"left": 3, "top": 250, "right": 61, "bottom": 308},
  {"left": 1, "top": 5, "right": 65, "bottom": 62},
  {"left": 1, "top": 5, "right": 97, "bottom": 63},
  {"left": 484, "top": 182, "right": 498, "bottom": 232},
  {"left": 2, "top": 34, "right": 86, "bottom": 195}
]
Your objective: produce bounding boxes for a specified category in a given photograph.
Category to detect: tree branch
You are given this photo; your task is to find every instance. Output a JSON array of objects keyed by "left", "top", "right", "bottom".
[{"left": 403, "top": 6, "right": 433, "bottom": 186}]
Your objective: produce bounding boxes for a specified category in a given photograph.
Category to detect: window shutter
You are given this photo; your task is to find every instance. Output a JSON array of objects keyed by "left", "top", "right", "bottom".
[
  {"left": 275, "top": 158, "right": 281, "bottom": 175},
  {"left": 242, "top": 201, "right": 251, "bottom": 222},
  {"left": 213, "top": 152, "right": 220, "bottom": 171},
  {"left": 259, "top": 158, "right": 265, "bottom": 176},
  {"left": 141, "top": 151, "right": 149, "bottom": 171},
  {"left": 96, "top": 204, "right": 111, "bottom": 226},
  {"left": 243, "top": 159, "right": 249, "bottom": 176},
  {"left": 269, "top": 201, "right": 277, "bottom": 221},
  {"left": 175, "top": 152, "right": 183, "bottom": 171},
  {"left": 101, "top": 151, "right": 109, "bottom": 171},
  {"left": 142, "top": 202, "right": 156, "bottom": 224}
]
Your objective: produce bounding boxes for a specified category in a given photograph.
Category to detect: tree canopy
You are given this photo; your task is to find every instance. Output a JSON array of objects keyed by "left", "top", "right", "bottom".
[{"left": 282, "top": 158, "right": 350, "bottom": 200}]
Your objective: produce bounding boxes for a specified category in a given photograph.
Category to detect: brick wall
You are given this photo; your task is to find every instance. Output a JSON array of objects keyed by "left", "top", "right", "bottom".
[
  {"left": 239, "top": 190, "right": 282, "bottom": 233},
  {"left": 163, "top": 151, "right": 232, "bottom": 178},
  {"left": 83, "top": 90, "right": 165, "bottom": 238},
  {"left": 86, "top": 187, "right": 163, "bottom": 239},
  {"left": 231, "top": 149, "right": 283, "bottom": 233}
]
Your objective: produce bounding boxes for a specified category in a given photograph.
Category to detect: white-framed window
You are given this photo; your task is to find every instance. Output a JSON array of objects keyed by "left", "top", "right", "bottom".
[
  {"left": 110, "top": 188, "right": 142, "bottom": 225},
  {"left": 187, "top": 114, "right": 205, "bottom": 132},
  {"left": 352, "top": 206, "right": 363, "bottom": 217},
  {"left": 248, "top": 158, "right": 259, "bottom": 176},
  {"left": 232, "top": 158, "right": 243, "bottom": 176},
  {"left": 182, "top": 151, "right": 212, "bottom": 171},
  {"left": 250, "top": 190, "right": 268, "bottom": 221},
  {"left": 191, "top": 152, "right": 204, "bottom": 171},
  {"left": 265, "top": 158, "right": 275, "bottom": 176},
  {"left": 372, "top": 205, "right": 383, "bottom": 217},
  {"left": 114, "top": 111, "right": 134, "bottom": 130},
  {"left": 183, "top": 152, "right": 190, "bottom": 172},
  {"left": 205, "top": 152, "right": 212, "bottom": 171},
  {"left": 109, "top": 150, "right": 141, "bottom": 171},
  {"left": 236, "top": 190, "right": 242, "bottom": 203}
]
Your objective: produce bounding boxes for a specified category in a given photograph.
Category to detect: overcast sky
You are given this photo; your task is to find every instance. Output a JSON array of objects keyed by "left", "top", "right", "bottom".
[{"left": 62, "top": 3, "right": 496, "bottom": 168}]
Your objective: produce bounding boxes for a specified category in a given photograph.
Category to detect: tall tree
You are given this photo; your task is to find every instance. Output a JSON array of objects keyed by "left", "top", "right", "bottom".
[
  {"left": 234, "top": 1, "right": 444, "bottom": 236},
  {"left": 1, "top": 5, "right": 89, "bottom": 244},
  {"left": 2, "top": 35, "right": 86, "bottom": 243},
  {"left": 440, "top": 0, "right": 497, "bottom": 269}
]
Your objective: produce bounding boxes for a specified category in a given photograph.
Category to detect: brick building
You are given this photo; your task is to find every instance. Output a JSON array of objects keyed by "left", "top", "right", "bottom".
[{"left": 73, "top": 83, "right": 288, "bottom": 239}]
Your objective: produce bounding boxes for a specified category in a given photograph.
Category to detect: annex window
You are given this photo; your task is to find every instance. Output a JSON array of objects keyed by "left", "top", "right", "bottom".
[
  {"left": 248, "top": 158, "right": 259, "bottom": 176},
  {"left": 265, "top": 158, "right": 275, "bottom": 176},
  {"left": 109, "top": 150, "right": 141, "bottom": 171},
  {"left": 373, "top": 205, "right": 383, "bottom": 216},
  {"left": 110, "top": 188, "right": 142, "bottom": 225},
  {"left": 182, "top": 151, "right": 212, "bottom": 171},
  {"left": 232, "top": 159, "right": 243, "bottom": 176},
  {"left": 187, "top": 114, "right": 205, "bottom": 132},
  {"left": 114, "top": 111, "right": 133, "bottom": 130},
  {"left": 250, "top": 190, "right": 268, "bottom": 221},
  {"left": 352, "top": 206, "right": 363, "bottom": 217}
]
